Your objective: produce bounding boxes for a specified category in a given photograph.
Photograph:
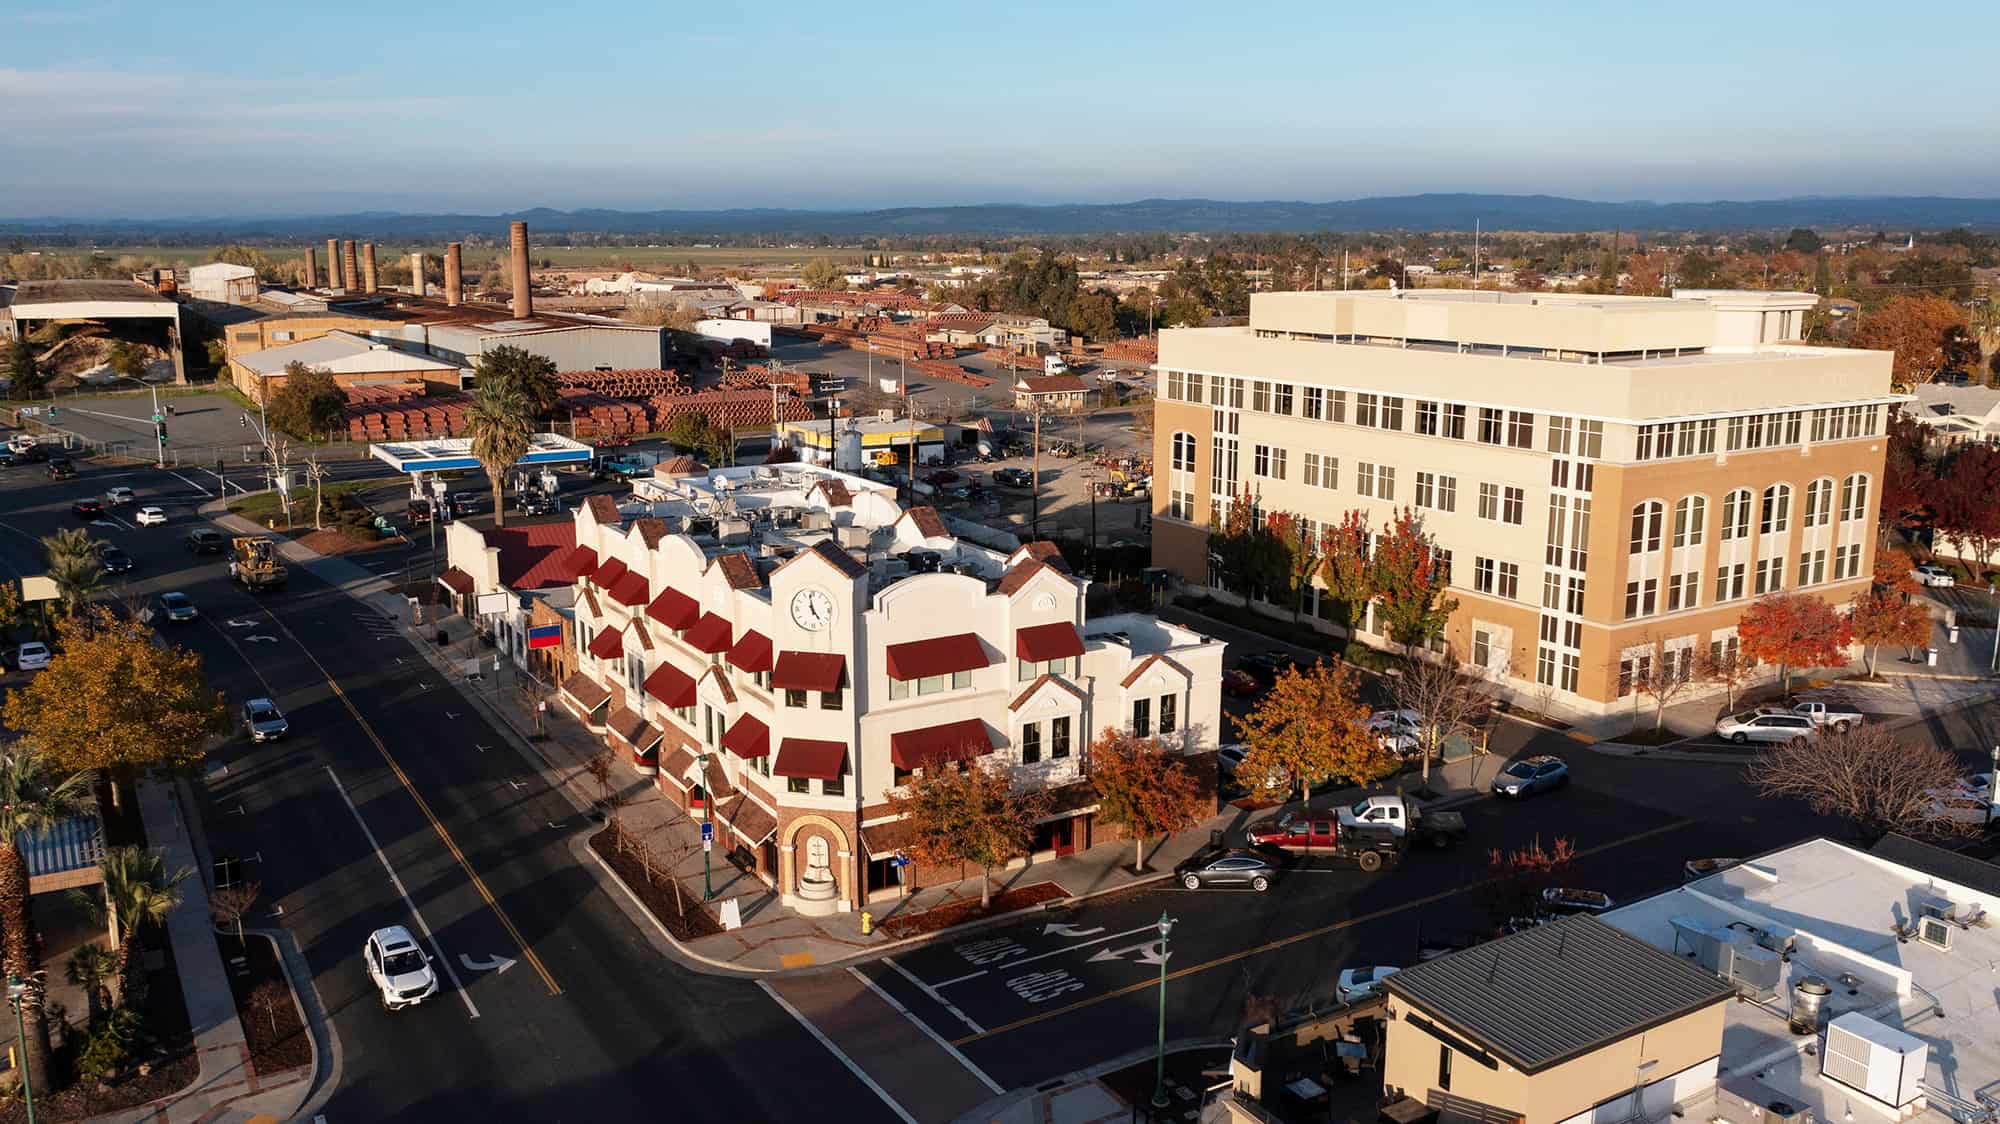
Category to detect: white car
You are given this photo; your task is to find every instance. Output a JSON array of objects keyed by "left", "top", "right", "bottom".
[
  {"left": 1336, "top": 965, "right": 1400, "bottom": 1003},
  {"left": 1958, "top": 773, "right": 1995, "bottom": 799},
  {"left": 1366, "top": 709, "right": 1427, "bottom": 754},
  {"left": 1714, "top": 711, "right": 1815, "bottom": 745},
  {"left": 14, "top": 642, "right": 51, "bottom": 672},
  {"left": 1911, "top": 564, "right": 1956, "bottom": 588},
  {"left": 364, "top": 925, "right": 438, "bottom": 1010},
  {"left": 134, "top": 507, "right": 168, "bottom": 527},
  {"left": 105, "top": 486, "right": 135, "bottom": 505}
]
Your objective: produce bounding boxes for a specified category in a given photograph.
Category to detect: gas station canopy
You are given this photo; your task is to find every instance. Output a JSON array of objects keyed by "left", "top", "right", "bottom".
[{"left": 367, "top": 434, "right": 594, "bottom": 475}]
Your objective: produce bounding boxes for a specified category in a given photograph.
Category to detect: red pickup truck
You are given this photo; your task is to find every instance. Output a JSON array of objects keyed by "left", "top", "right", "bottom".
[{"left": 1247, "top": 812, "right": 1400, "bottom": 872}]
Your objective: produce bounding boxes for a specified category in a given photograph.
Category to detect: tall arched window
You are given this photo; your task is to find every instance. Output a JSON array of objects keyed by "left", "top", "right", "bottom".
[
  {"left": 1629, "top": 500, "right": 1664, "bottom": 554},
  {"left": 1673, "top": 496, "right": 1706, "bottom": 548},
  {"left": 1720, "top": 488, "right": 1753, "bottom": 541},
  {"left": 1171, "top": 432, "right": 1196, "bottom": 472},
  {"left": 1802, "top": 478, "right": 1835, "bottom": 528},
  {"left": 1840, "top": 474, "right": 1870, "bottom": 522},
  {"left": 1760, "top": 484, "right": 1792, "bottom": 535}
]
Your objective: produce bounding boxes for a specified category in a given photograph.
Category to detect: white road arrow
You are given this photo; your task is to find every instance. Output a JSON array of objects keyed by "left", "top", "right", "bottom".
[
  {"left": 244, "top": 635, "right": 278, "bottom": 644},
  {"left": 226, "top": 618, "right": 258, "bottom": 629},
  {"left": 1041, "top": 923, "right": 1105, "bottom": 938},
  {"left": 1088, "top": 938, "right": 1172, "bottom": 967},
  {"left": 459, "top": 953, "right": 516, "bottom": 975}
]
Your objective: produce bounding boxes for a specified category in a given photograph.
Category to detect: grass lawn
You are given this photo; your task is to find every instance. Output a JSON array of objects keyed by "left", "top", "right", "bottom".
[{"left": 226, "top": 477, "right": 396, "bottom": 525}]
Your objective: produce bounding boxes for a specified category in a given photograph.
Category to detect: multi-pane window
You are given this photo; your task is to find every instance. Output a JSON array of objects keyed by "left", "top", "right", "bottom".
[
  {"left": 1479, "top": 483, "right": 1523, "bottom": 524},
  {"left": 1567, "top": 577, "right": 1585, "bottom": 615},
  {"left": 1273, "top": 384, "right": 1293, "bottom": 415},
  {"left": 1382, "top": 396, "right": 1405, "bottom": 430},
  {"left": 1021, "top": 722, "right": 1042, "bottom": 764},
  {"left": 1301, "top": 387, "right": 1325, "bottom": 420},
  {"left": 1357, "top": 462, "right": 1377, "bottom": 498},
  {"left": 1168, "top": 491, "right": 1192, "bottom": 520},
  {"left": 1478, "top": 408, "right": 1504, "bottom": 445},
  {"left": 1673, "top": 496, "right": 1705, "bottom": 548},
  {"left": 1131, "top": 698, "right": 1151, "bottom": 738},
  {"left": 1507, "top": 411, "right": 1534, "bottom": 448},
  {"left": 1546, "top": 495, "right": 1568, "bottom": 567},
  {"left": 1760, "top": 485, "right": 1791, "bottom": 535},
  {"left": 1417, "top": 400, "right": 1442, "bottom": 436},
  {"left": 1629, "top": 501, "right": 1664, "bottom": 553},
  {"left": 1302, "top": 453, "right": 1336, "bottom": 490},
  {"left": 1051, "top": 716, "right": 1071, "bottom": 758},
  {"left": 1376, "top": 466, "right": 1395, "bottom": 501},
  {"left": 1803, "top": 479, "right": 1832, "bottom": 528},
  {"left": 1434, "top": 474, "right": 1456, "bottom": 511},
  {"left": 1833, "top": 543, "right": 1862, "bottom": 580},
  {"left": 1165, "top": 370, "right": 1184, "bottom": 400},
  {"left": 1720, "top": 489, "right": 1752, "bottom": 541},
  {"left": 1251, "top": 381, "right": 1271, "bottom": 413},
  {"left": 1159, "top": 694, "right": 1177, "bottom": 735},
  {"left": 1440, "top": 403, "right": 1466, "bottom": 439},
  {"left": 1568, "top": 499, "right": 1591, "bottom": 570},
  {"left": 1502, "top": 486, "right": 1523, "bottom": 524},
  {"left": 1840, "top": 474, "right": 1870, "bottom": 522},
  {"left": 1798, "top": 549, "right": 1826, "bottom": 587},
  {"left": 1355, "top": 393, "right": 1377, "bottom": 428},
  {"left": 1474, "top": 558, "right": 1519, "bottom": 599},
  {"left": 1171, "top": 432, "right": 1196, "bottom": 472},
  {"left": 1547, "top": 415, "right": 1573, "bottom": 455},
  {"left": 1666, "top": 571, "right": 1699, "bottom": 612},
  {"left": 1328, "top": 390, "right": 1347, "bottom": 423},
  {"left": 1479, "top": 483, "right": 1501, "bottom": 521},
  {"left": 1577, "top": 420, "right": 1604, "bottom": 459},
  {"left": 1715, "top": 562, "right": 1746, "bottom": 602},
  {"left": 1754, "top": 557, "right": 1785, "bottom": 595},
  {"left": 1623, "top": 578, "right": 1658, "bottom": 620},
  {"left": 1253, "top": 444, "right": 1285, "bottom": 479},
  {"left": 1416, "top": 472, "right": 1455, "bottom": 512}
]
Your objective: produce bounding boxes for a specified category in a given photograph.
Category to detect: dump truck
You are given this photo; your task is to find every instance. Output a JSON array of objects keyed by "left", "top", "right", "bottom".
[{"left": 230, "top": 536, "right": 288, "bottom": 591}]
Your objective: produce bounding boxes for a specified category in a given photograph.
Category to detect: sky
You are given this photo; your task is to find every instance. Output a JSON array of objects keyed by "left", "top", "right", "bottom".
[{"left": 4, "top": 0, "right": 1998, "bottom": 219}]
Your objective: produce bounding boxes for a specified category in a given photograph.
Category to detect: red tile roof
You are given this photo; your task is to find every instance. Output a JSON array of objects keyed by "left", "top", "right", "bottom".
[
  {"left": 890, "top": 719, "right": 993, "bottom": 771},
  {"left": 699, "top": 665, "right": 737, "bottom": 705},
  {"left": 1120, "top": 653, "right": 1190, "bottom": 689},
  {"left": 437, "top": 567, "right": 474, "bottom": 595},
  {"left": 560, "top": 672, "right": 610, "bottom": 712},
  {"left": 1017, "top": 375, "right": 1088, "bottom": 395},
  {"left": 727, "top": 630, "right": 772, "bottom": 673},
  {"left": 899, "top": 505, "right": 948, "bottom": 539},
  {"left": 1015, "top": 621, "right": 1086, "bottom": 662},
  {"left": 658, "top": 455, "right": 705, "bottom": 476},
  {"left": 1021, "top": 540, "right": 1067, "bottom": 569},
  {"left": 774, "top": 738, "right": 847, "bottom": 781},
  {"left": 772, "top": 651, "right": 845, "bottom": 693},
  {"left": 710, "top": 551, "right": 762, "bottom": 590},
  {"left": 585, "top": 495, "right": 621, "bottom": 525},
  {"left": 606, "top": 706, "right": 663, "bottom": 753},
  {"left": 997, "top": 559, "right": 1053, "bottom": 596},
  {"left": 809, "top": 479, "right": 853, "bottom": 508},
  {"left": 483, "top": 522, "right": 578, "bottom": 590},
  {"left": 646, "top": 587, "right": 700, "bottom": 630},
  {"left": 643, "top": 662, "right": 697, "bottom": 708},
  {"left": 633, "top": 517, "right": 669, "bottom": 550},
  {"left": 884, "top": 633, "right": 990, "bottom": 681},
  {"left": 1008, "top": 673, "right": 1087, "bottom": 711}
]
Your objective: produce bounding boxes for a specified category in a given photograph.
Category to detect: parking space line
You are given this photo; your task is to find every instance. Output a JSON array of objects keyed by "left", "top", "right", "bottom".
[
  {"left": 325, "top": 765, "right": 479, "bottom": 1020},
  {"left": 885, "top": 957, "right": 985, "bottom": 1035},
  {"left": 948, "top": 817, "right": 1696, "bottom": 1048},
  {"left": 849, "top": 968, "right": 1003, "bottom": 1095},
  {"left": 758, "top": 981, "right": 919, "bottom": 1124}
]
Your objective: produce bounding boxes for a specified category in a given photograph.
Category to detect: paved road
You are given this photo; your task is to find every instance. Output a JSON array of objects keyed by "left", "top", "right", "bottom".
[{"left": 0, "top": 449, "right": 890, "bottom": 1121}]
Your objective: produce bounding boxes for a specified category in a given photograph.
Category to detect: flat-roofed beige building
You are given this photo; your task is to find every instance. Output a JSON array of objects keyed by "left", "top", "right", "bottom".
[{"left": 1151, "top": 288, "right": 1899, "bottom": 714}]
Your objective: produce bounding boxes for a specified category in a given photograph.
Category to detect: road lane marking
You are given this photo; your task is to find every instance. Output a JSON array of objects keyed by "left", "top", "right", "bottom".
[
  {"left": 325, "top": 765, "right": 479, "bottom": 1020},
  {"left": 934, "top": 922, "right": 1166, "bottom": 986},
  {"left": 849, "top": 967, "right": 1004, "bottom": 1095},
  {"left": 759, "top": 981, "right": 920, "bottom": 1124},
  {"left": 947, "top": 817, "right": 1696, "bottom": 1047},
  {"left": 251, "top": 601, "right": 564, "bottom": 997},
  {"left": 169, "top": 471, "right": 212, "bottom": 497},
  {"left": 885, "top": 957, "right": 984, "bottom": 1035}
]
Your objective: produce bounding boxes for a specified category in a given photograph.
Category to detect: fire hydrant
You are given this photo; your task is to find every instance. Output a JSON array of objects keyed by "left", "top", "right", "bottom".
[{"left": 860, "top": 911, "right": 873, "bottom": 936}]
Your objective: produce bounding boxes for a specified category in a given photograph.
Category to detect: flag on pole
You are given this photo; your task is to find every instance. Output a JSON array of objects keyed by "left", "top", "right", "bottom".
[{"left": 526, "top": 624, "right": 562, "bottom": 650}]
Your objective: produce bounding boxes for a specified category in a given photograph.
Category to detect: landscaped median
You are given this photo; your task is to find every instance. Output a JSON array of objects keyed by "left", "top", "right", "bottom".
[
  {"left": 588, "top": 820, "right": 722, "bottom": 941},
  {"left": 224, "top": 476, "right": 403, "bottom": 555}
]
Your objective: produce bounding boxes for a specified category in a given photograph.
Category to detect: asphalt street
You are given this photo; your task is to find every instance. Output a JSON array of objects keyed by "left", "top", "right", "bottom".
[{"left": 0, "top": 449, "right": 887, "bottom": 1121}]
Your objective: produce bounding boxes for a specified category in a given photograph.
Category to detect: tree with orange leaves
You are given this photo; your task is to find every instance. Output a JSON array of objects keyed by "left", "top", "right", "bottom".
[
  {"left": 1316, "top": 510, "right": 1373, "bottom": 630},
  {"left": 1232, "top": 659, "right": 1389, "bottom": 800},
  {"left": 1848, "top": 587, "right": 1934, "bottom": 676},
  {"left": 1371, "top": 508, "right": 1457, "bottom": 650},
  {"left": 1736, "top": 592, "right": 1853, "bottom": 697},
  {"left": 1087, "top": 729, "right": 1207, "bottom": 873},
  {"left": 1852, "top": 294, "right": 1973, "bottom": 387}
]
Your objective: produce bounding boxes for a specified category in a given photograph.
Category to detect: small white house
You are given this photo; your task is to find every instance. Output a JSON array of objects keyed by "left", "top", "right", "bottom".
[{"left": 188, "top": 263, "right": 259, "bottom": 305}]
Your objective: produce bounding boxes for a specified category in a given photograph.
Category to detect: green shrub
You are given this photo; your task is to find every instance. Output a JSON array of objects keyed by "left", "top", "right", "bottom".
[{"left": 75, "top": 1007, "right": 144, "bottom": 1084}]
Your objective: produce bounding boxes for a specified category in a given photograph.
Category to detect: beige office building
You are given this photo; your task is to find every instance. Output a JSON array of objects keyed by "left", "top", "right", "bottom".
[{"left": 1151, "top": 288, "right": 1899, "bottom": 714}]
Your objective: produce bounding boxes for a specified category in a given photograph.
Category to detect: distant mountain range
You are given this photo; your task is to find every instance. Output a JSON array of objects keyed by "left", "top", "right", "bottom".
[{"left": 8, "top": 193, "right": 2000, "bottom": 240}]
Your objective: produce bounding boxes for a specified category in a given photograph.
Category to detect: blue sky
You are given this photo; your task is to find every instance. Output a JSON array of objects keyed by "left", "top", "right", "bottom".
[{"left": 5, "top": 0, "right": 1996, "bottom": 218}]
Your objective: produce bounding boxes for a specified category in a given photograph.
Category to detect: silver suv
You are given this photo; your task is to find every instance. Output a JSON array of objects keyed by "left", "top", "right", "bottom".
[{"left": 1714, "top": 711, "right": 1815, "bottom": 745}]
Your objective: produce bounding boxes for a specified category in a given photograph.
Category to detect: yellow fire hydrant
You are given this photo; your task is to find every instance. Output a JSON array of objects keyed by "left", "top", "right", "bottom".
[{"left": 860, "top": 911, "right": 873, "bottom": 935}]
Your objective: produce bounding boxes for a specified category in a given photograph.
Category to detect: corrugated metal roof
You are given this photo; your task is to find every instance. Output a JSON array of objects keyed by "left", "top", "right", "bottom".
[
  {"left": 17, "top": 814, "right": 105, "bottom": 879},
  {"left": 1382, "top": 914, "right": 1733, "bottom": 1074}
]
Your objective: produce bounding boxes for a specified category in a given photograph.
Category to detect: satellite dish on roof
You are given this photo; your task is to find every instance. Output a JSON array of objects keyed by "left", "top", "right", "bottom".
[{"left": 711, "top": 474, "right": 733, "bottom": 490}]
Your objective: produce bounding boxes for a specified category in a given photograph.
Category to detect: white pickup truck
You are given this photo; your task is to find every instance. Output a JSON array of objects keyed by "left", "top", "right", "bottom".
[
  {"left": 1764, "top": 701, "right": 1862, "bottom": 733},
  {"left": 1337, "top": 794, "right": 1467, "bottom": 848}
]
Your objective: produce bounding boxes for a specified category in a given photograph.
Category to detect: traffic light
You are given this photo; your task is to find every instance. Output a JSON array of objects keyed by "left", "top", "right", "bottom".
[
  {"left": 155, "top": 420, "right": 167, "bottom": 442},
  {"left": 240, "top": 413, "right": 248, "bottom": 428}
]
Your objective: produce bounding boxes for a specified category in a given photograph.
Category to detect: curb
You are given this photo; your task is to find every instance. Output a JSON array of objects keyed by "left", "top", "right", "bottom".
[
  {"left": 573, "top": 830, "right": 770, "bottom": 976},
  {"left": 948, "top": 1036, "right": 1233, "bottom": 1124},
  {"left": 234, "top": 929, "right": 323, "bottom": 1121},
  {"left": 257, "top": 925, "right": 344, "bottom": 1123}
]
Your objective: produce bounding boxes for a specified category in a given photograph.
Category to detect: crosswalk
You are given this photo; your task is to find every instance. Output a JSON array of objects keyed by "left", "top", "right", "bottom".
[{"left": 356, "top": 612, "right": 403, "bottom": 640}]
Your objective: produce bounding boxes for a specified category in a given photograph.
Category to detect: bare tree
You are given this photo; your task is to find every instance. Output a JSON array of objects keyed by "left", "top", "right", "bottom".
[
  {"left": 209, "top": 880, "right": 261, "bottom": 948},
  {"left": 304, "top": 454, "right": 329, "bottom": 531},
  {"left": 584, "top": 747, "right": 618, "bottom": 811},
  {"left": 1627, "top": 637, "right": 1705, "bottom": 734},
  {"left": 1389, "top": 652, "right": 1496, "bottom": 794},
  {"left": 1747, "top": 725, "right": 1970, "bottom": 841},
  {"left": 1700, "top": 642, "right": 1755, "bottom": 713},
  {"left": 264, "top": 433, "right": 294, "bottom": 530}
]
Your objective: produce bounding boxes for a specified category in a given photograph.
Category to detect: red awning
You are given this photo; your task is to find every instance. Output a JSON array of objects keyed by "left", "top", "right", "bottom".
[
  {"left": 437, "top": 567, "right": 474, "bottom": 596},
  {"left": 592, "top": 557, "right": 629, "bottom": 589},
  {"left": 684, "top": 613, "right": 734, "bottom": 654},
  {"left": 727, "top": 630, "right": 773, "bottom": 673},
  {"left": 1015, "top": 621, "right": 1085, "bottom": 662},
  {"left": 606, "top": 571, "right": 650, "bottom": 607},
  {"left": 884, "top": 633, "right": 990, "bottom": 681},
  {"left": 558, "top": 545, "right": 598, "bottom": 581},
  {"left": 772, "top": 651, "right": 845, "bottom": 693},
  {"left": 774, "top": 737, "right": 847, "bottom": 780},
  {"left": 890, "top": 719, "right": 994, "bottom": 771},
  {"left": 586, "top": 625, "right": 625, "bottom": 660},
  {"left": 721, "top": 714, "right": 771, "bottom": 759},
  {"left": 647, "top": 587, "right": 700, "bottom": 631},
  {"left": 643, "top": 662, "right": 697, "bottom": 708}
]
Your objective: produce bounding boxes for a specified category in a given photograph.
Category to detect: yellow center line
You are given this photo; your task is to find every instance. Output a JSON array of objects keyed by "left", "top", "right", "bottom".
[
  {"left": 948, "top": 817, "right": 1693, "bottom": 1047},
  {"left": 249, "top": 602, "right": 564, "bottom": 997}
]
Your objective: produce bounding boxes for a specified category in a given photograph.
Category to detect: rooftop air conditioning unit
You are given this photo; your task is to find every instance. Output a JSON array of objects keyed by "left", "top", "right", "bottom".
[{"left": 1822, "top": 1012, "right": 1927, "bottom": 1110}]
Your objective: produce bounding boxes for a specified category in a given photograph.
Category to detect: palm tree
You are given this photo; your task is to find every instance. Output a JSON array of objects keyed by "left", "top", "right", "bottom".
[
  {"left": 76, "top": 846, "right": 190, "bottom": 1010},
  {"left": 0, "top": 743, "right": 91, "bottom": 1096},
  {"left": 466, "top": 380, "right": 532, "bottom": 528},
  {"left": 42, "top": 527, "right": 104, "bottom": 614},
  {"left": 65, "top": 944, "right": 116, "bottom": 1017}
]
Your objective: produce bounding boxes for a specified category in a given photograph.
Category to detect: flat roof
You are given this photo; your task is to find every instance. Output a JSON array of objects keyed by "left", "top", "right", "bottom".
[
  {"left": 235, "top": 331, "right": 462, "bottom": 376},
  {"left": 369, "top": 433, "right": 594, "bottom": 474},
  {"left": 1383, "top": 913, "right": 1734, "bottom": 1074},
  {"left": 11, "top": 279, "right": 174, "bottom": 306}
]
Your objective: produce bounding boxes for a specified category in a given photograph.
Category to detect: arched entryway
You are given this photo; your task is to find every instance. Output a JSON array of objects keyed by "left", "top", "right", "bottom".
[{"left": 781, "top": 815, "right": 851, "bottom": 916}]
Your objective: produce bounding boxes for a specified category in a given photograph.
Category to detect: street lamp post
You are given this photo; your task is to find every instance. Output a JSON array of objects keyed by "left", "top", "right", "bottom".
[
  {"left": 112, "top": 374, "right": 165, "bottom": 468},
  {"left": 1151, "top": 912, "right": 1176, "bottom": 1112},
  {"left": 698, "top": 752, "right": 714, "bottom": 900},
  {"left": 9, "top": 975, "right": 34, "bottom": 1124}
]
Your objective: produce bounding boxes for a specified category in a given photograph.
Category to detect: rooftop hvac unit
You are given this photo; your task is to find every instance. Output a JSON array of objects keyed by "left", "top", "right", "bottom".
[
  {"left": 718, "top": 519, "right": 752, "bottom": 544},
  {"left": 803, "top": 511, "right": 831, "bottom": 531},
  {"left": 1822, "top": 1012, "right": 1927, "bottom": 1110},
  {"left": 836, "top": 525, "right": 869, "bottom": 549}
]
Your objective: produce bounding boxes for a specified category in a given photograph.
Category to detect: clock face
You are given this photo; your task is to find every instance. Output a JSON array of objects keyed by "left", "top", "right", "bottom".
[{"left": 791, "top": 587, "right": 835, "bottom": 632}]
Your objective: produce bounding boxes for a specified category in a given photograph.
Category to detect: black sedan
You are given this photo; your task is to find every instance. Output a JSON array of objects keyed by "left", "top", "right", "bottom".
[
  {"left": 993, "top": 467, "right": 1033, "bottom": 488},
  {"left": 1174, "top": 846, "right": 1279, "bottom": 892},
  {"left": 99, "top": 547, "right": 134, "bottom": 575},
  {"left": 185, "top": 529, "right": 226, "bottom": 555},
  {"left": 70, "top": 499, "right": 104, "bottom": 519},
  {"left": 1237, "top": 651, "right": 1303, "bottom": 683}
]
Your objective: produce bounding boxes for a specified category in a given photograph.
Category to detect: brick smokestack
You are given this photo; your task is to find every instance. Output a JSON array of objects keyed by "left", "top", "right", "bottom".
[
  {"left": 509, "top": 221, "right": 532, "bottom": 318},
  {"left": 303, "top": 245, "right": 318, "bottom": 288},
  {"left": 325, "top": 239, "right": 339, "bottom": 287},
  {"left": 362, "top": 242, "right": 379, "bottom": 294},
  {"left": 409, "top": 252, "right": 427, "bottom": 298},
  {"left": 444, "top": 242, "right": 463, "bottom": 307},
  {"left": 341, "top": 240, "right": 359, "bottom": 291}
]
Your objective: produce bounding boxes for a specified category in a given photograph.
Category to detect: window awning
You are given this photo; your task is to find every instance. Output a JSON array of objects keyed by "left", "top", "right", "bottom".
[
  {"left": 606, "top": 572, "right": 650, "bottom": 607},
  {"left": 684, "top": 613, "right": 734, "bottom": 654},
  {"left": 884, "top": 633, "right": 989, "bottom": 681},
  {"left": 890, "top": 719, "right": 993, "bottom": 771},
  {"left": 774, "top": 737, "right": 848, "bottom": 781},
  {"left": 1015, "top": 621, "right": 1086, "bottom": 662},
  {"left": 606, "top": 706, "right": 664, "bottom": 753},
  {"left": 586, "top": 625, "right": 625, "bottom": 660},
  {"left": 437, "top": 567, "right": 474, "bottom": 596},
  {"left": 772, "top": 651, "right": 845, "bottom": 693},
  {"left": 727, "top": 630, "right": 773, "bottom": 674},
  {"left": 721, "top": 713, "right": 771, "bottom": 759},
  {"left": 560, "top": 672, "right": 610, "bottom": 712},
  {"left": 643, "top": 662, "right": 697, "bottom": 708},
  {"left": 646, "top": 586, "right": 700, "bottom": 631},
  {"left": 592, "top": 557, "right": 629, "bottom": 589}
]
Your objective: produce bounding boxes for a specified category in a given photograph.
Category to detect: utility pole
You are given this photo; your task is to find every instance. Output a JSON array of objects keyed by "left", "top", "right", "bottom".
[
  {"left": 1030, "top": 406, "right": 1042, "bottom": 541},
  {"left": 1150, "top": 912, "right": 1176, "bottom": 1112}
]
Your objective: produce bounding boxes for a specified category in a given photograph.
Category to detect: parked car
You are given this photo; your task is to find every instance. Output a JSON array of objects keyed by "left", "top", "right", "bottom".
[
  {"left": 1911, "top": 564, "right": 1956, "bottom": 588},
  {"left": 105, "top": 486, "right": 135, "bottom": 505},
  {"left": 1216, "top": 744, "right": 1288, "bottom": 797},
  {"left": 922, "top": 468, "right": 960, "bottom": 485},
  {"left": 364, "top": 925, "right": 438, "bottom": 1011},
  {"left": 1366, "top": 709, "right": 1429, "bottom": 754},
  {"left": 518, "top": 494, "right": 564, "bottom": 517},
  {"left": 99, "top": 546, "right": 134, "bottom": 575},
  {"left": 13, "top": 642, "right": 51, "bottom": 672},
  {"left": 1682, "top": 857, "right": 1741, "bottom": 883},
  {"left": 1338, "top": 795, "right": 1467, "bottom": 846},
  {"left": 242, "top": 698, "right": 290, "bottom": 742},
  {"left": 1491, "top": 755, "right": 1570, "bottom": 798},
  {"left": 1960, "top": 773, "right": 1996, "bottom": 799},
  {"left": 1541, "top": 887, "right": 1616, "bottom": 915},
  {"left": 1237, "top": 651, "right": 1302, "bottom": 683},
  {"left": 1714, "top": 710, "right": 1815, "bottom": 745},
  {"left": 1335, "top": 966, "right": 1400, "bottom": 1003},
  {"left": 1767, "top": 700, "right": 1862, "bottom": 733},
  {"left": 1221, "top": 668, "right": 1263, "bottom": 698},
  {"left": 186, "top": 529, "right": 226, "bottom": 554},
  {"left": 70, "top": 499, "right": 104, "bottom": 519},
  {"left": 156, "top": 592, "right": 198, "bottom": 623},
  {"left": 46, "top": 457, "right": 75, "bottom": 479},
  {"left": 134, "top": 506, "right": 168, "bottom": 526},
  {"left": 1173, "top": 846, "right": 1279, "bottom": 892},
  {"left": 1246, "top": 812, "right": 1400, "bottom": 871},
  {"left": 993, "top": 467, "right": 1033, "bottom": 488}
]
